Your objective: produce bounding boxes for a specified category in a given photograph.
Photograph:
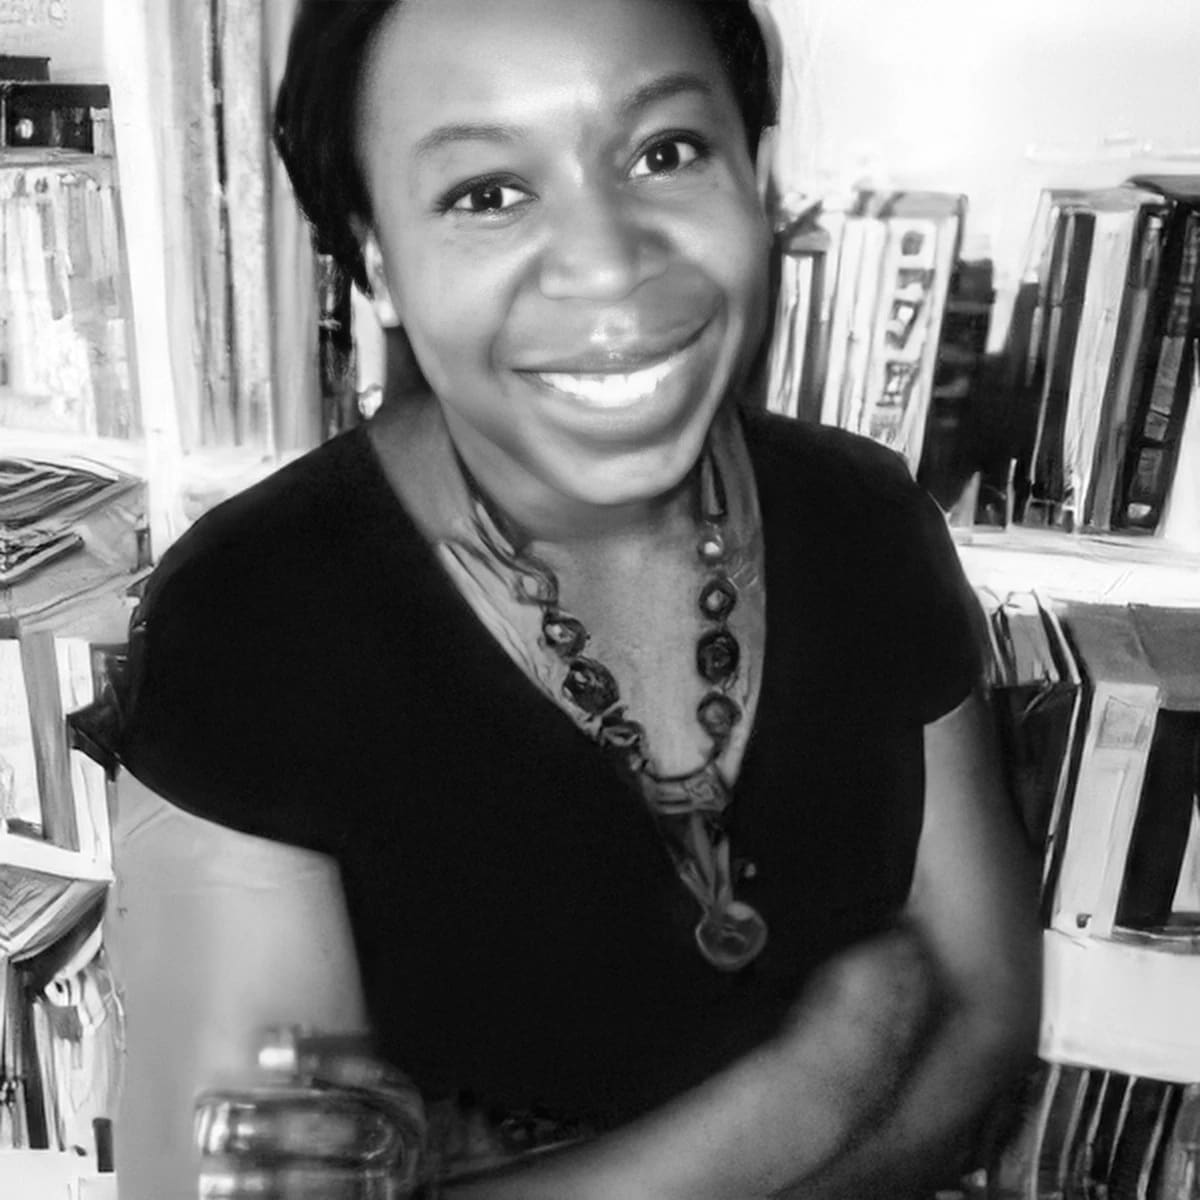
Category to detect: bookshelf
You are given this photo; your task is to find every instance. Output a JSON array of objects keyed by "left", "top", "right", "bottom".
[
  {"left": 955, "top": 527, "right": 1200, "bottom": 608},
  {"left": 961, "top": 534, "right": 1200, "bottom": 1089},
  {"left": 1041, "top": 930, "right": 1200, "bottom": 1083},
  {"left": 1, "top": 121, "right": 138, "bottom": 1172}
]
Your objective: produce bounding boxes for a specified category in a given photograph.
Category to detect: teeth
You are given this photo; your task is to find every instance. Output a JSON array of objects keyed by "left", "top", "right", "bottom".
[{"left": 534, "top": 356, "right": 678, "bottom": 407}]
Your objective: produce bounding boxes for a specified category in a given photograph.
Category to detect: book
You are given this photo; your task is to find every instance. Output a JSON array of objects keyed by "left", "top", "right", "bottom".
[
  {"left": 1085, "top": 198, "right": 1170, "bottom": 531},
  {"left": 0, "top": 634, "right": 111, "bottom": 859},
  {"left": 1024, "top": 201, "right": 1096, "bottom": 527},
  {"left": 983, "top": 1062, "right": 1094, "bottom": 1200},
  {"left": 0, "top": 156, "right": 139, "bottom": 442},
  {"left": 818, "top": 196, "right": 876, "bottom": 432},
  {"left": 1049, "top": 604, "right": 1161, "bottom": 940},
  {"left": 1114, "top": 606, "right": 1200, "bottom": 934},
  {"left": 1062, "top": 190, "right": 1167, "bottom": 531},
  {"left": 1156, "top": 1084, "right": 1200, "bottom": 1199},
  {"left": 864, "top": 191, "right": 965, "bottom": 474},
  {"left": 764, "top": 203, "right": 831, "bottom": 422},
  {"left": 833, "top": 197, "right": 891, "bottom": 440},
  {"left": 0, "top": 639, "right": 40, "bottom": 836},
  {"left": 1157, "top": 348, "right": 1200, "bottom": 550},
  {"left": 974, "top": 590, "right": 1082, "bottom": 873},
  {"left": 985, "top": 1065, "right": 1184, "bottom": 1199},
  {"left": 1113, "top": 176, "right": 1200, "bottom": 536},
  {"left": 25, "top": 928, "right": 122, "bottom": 1155},
  {"left": 1102, "top": 1076, "right": 1178, "bottom": 1199},
  {"left": 816, "top": 190, "right": 964, "bottom": 473},
  {"left": 917, "top": 258, "right": 996, "bottom": 512},
  {"left": 0, "top": 958, "right": 32, "bottom": 1150}
]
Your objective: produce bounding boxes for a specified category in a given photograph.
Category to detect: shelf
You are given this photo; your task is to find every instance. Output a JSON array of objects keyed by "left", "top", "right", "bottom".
[
  {"left": 1040, "top": 928, "right": 1200, "bottom": 1083},
  {"left": 0, "top": 149, "right": 113, "bottom": 173},
  {"left": 0, "top": 836, "right": 111, "bottom": 962},
  {"left": 2, "top": 431, "right": 147, "bottom": 479},
  {"left": 0, "top": 834, "right": 109, "bottom": 881},
  {"left": 0, "top": 1151, "right": 106, "bottom": 1200},
  {"left": 953, "top": 526, "right": 1200, "bottom": 607}
]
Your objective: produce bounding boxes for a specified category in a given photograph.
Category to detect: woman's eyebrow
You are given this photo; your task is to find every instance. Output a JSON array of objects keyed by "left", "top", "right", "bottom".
[
  {"left": 415, "top": 122, "right": 529, "bottom": 161},
  {"left": 618, "top": 71, "right": 716, "bottom": 119},
  {"left": 411, "top": 72, "right": 716, "bottom": 162}
]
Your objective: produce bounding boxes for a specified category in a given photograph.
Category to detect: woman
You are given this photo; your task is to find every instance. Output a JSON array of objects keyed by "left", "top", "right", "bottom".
[{"left": 97, "top": 0, "right": 1041, "bottom": 1196}]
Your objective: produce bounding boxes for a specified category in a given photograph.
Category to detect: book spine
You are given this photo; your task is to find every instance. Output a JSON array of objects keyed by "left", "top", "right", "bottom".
[
  {"left": 1049, "top": 675, "right": 1159, "bottom": 940},
  {"left": 1085, "top": 207, "right": 1167, "bottom": 531},
  {"left": 1065, "top": 211, "right": 1140, "bottom": 529},
  {"left": 1025, "top": 208, "right": 1096, "bottom": 527},
  {"left": 818, "top": 216, "right": 865, "bottom": 429},
  {"left": 1114, "top": 206, "right": 1200, "bottom": 532}
]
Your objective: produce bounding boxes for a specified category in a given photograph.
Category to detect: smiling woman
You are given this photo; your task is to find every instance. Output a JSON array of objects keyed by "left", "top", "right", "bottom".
[
  {"left": 342, "top": 0, "right": 773, "bottom": 529},
  {"left": 91, "top": 1, "right": 1041, "bottom": 1197}
]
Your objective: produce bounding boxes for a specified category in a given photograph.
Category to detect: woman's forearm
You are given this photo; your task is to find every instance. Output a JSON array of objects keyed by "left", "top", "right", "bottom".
[
  {"left": 777, "top": 998, "right": 1039, "bottom": 1200},
  {"left": 445, "top": 927, "right": 938, "bottom": 1200}
]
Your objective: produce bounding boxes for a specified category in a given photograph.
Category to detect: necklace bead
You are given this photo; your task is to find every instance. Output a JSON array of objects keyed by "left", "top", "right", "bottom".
[
  {"left": 695, "top": 901, "right": 769, "bottom": 972},
  {"left": 697, "top": 691, "right": 742, "bottom": 742},
  {"left": 562, "top": 657, "right": 620, "bottom": 715},
  {"left": 542, "top": 613, "right": 588, "bottom": 658},
  {"left": 598, "top": 715, "right": 646, "bottom": 755},
  {"left": 697, "top": 629, "right": 741, "bottom": 685},
  {"left": 697, "top": 529, "right": 727, "bottom": 564},
  {"left": 516, "top": 571, "right": 557, "bottom": 605},
  {"left": 698, "top": 577, "right": 738, "bottom": 621}
]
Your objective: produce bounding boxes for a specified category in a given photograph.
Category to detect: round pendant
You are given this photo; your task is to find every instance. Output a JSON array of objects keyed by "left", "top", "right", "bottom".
[{"left": 694, "top": 900, "right": 768, "bottom": 971}]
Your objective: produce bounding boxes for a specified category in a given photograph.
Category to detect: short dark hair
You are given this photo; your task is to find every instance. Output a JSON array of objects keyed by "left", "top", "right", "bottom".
[{"left": 273, "top": 0, "right": 777, "bottom": 293}]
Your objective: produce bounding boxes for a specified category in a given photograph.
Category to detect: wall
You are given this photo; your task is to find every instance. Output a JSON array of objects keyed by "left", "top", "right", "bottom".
[
  {"left": 15, "top": 0, "right": 1200, "bottom": 309},
  {"left": 764, "top": 0, "right": 1200, "bottom": 338},
  {"left": 0, "top": 0, "right": 105, "bottom": 81}
]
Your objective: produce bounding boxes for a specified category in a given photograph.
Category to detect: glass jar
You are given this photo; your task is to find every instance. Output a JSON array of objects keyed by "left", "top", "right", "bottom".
[{"left": 194, "top": 1027, "right": 428, "bottom": 1200}]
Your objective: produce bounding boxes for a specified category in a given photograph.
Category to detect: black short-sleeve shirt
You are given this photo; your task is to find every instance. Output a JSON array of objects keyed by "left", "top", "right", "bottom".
[{"left": 96, "top": 408, "right": 981, "bottom": 1126}]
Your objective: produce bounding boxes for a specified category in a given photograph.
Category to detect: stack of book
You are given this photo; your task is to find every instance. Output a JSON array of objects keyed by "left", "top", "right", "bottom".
[
  {"left": 975, "top": 597, "right": 1200, "bottom": 1194},
  {"left": 977, "top": 594, "right": 1200, "bottom": 940},
  {"left": 0, "top": 136, "right": 137, "bottom": 443},
  {"left": 974, "top": 589, "right": 1082, "bottom": 901},
  {"left": 764, "top": 189, "right": 966, "bottom": 475},
  {"left": 1005, "top": 178, "right": 1200, "bottom": 546},
  {"left": 984, "top": 1064, "right": 1200, "bottom": 1199},
  {"left": 1, "top": 925, "right": 121, "bottom": 1155}
]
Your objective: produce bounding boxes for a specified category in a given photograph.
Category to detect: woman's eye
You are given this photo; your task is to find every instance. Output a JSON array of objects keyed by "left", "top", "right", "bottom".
[
  {"left": 630, "top": 139, "right": 702, "bottom": 179},
  {"left": 450, "top": 182, "right": 529, "bottom": 214}
]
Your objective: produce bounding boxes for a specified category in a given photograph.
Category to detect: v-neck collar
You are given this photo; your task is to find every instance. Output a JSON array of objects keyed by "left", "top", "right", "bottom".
[{"left": 350, "top": 401, "right": 782, "bottom": 801}]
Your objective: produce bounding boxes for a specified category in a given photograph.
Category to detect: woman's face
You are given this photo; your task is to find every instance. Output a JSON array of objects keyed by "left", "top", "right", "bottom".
[{"left": 356, "top": 0, "right": 771, "bottom": 519}]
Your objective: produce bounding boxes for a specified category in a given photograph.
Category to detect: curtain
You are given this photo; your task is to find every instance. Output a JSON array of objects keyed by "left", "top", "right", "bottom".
[{"left": 103, "top": 0, "right": 319, "bottom": 551}]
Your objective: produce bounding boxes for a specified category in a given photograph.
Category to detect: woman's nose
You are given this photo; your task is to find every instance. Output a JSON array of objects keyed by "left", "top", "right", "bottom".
[{"left": 537, "top": 189, "right": 667, "bottom": 302}]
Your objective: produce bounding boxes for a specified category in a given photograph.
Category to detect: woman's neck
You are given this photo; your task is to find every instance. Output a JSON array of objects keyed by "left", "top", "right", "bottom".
[{"left": 442, "top": 413, "right": 706, "bottom": 549}]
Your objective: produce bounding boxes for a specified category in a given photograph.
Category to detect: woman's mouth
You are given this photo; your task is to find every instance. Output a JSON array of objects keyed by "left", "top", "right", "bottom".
[
  {"left": 529, "top": 353, "right": 684, "bottom": 409},
  {"left": 517, "top": 323, "right": 710, "bottom": 410}
]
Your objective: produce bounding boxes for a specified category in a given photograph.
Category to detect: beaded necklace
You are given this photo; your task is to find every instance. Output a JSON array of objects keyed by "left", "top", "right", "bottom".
[{"left": 464, "top": 448, "right": 768, "bottom": 972}]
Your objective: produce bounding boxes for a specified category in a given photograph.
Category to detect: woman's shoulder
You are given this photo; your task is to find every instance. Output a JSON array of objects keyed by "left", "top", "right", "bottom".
[
  {"left": 148, "top": 428, "right": 376, "bottom": 609},
  {"left": 107, "top": 429, "right": 390, "bottom": 849},
  {"left": 740, "top": 407, "right": 925, "bottom": 516},
  {"left": 740, "top": 408, "right": 981, "bottom": 721}
]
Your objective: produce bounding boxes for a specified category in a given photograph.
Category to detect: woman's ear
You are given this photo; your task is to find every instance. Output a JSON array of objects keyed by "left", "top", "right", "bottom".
[{"left": 358, "top": 228, "right": 402, "bottom": 329}]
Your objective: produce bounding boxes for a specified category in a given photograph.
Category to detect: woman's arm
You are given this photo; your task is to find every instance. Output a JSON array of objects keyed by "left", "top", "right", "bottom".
[
  {"left": 448, "top": 690, "right": 1041, "bottom": 1200},
  {"left": 104, "top": 772, "right": 369, "bottom": 1200},
  {"left": 108, "top": 689, "right": 1038, "bottom": 1200},
  {"left": 447, "top": 924, "right": 938, "bottom": 1200},
  {"left": 780, "top": 688, "right": 1044, "bottom": 1198}
]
